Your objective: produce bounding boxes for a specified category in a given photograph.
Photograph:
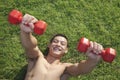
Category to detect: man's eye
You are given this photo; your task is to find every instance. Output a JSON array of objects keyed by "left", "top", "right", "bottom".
[
  {"left": 53, "top": 40, "right": 58, "bottom": 43},
  {"left": 61, "top": 42, "right": 66, "bottom": 46}
]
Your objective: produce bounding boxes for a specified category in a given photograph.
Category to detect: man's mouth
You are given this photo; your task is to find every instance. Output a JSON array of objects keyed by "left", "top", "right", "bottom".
[{"left": 53, "top": 46, "right": 62, "bottom": 52}]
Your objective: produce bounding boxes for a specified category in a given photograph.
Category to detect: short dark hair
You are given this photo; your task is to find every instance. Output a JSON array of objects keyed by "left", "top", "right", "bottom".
[
  {"left": 44, "top": 34, "right": 68, "bottom": 56},
  {"left": 50, "top": 34, "right": 68, "bottom": 44}
]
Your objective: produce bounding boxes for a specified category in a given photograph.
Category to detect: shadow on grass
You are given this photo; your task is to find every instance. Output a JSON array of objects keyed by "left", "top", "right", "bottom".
[{"left": 14, "top": 65, "right": 27, "bottom": 80}]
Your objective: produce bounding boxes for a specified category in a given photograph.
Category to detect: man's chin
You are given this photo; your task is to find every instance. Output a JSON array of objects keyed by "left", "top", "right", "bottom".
[
  {"left": 52, "top": 52, "right": 63, "bottom": 57},
  {"left": 53, "top": 52, "right": 61, "bottom": 55}
]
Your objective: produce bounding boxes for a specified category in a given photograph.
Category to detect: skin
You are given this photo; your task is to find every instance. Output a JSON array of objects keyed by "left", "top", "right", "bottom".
[{"left": 20, "top": 14, "right": 103, "bottom": 80}]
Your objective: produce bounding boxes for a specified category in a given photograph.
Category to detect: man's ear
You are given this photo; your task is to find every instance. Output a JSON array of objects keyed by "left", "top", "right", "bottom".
[
  {"left": 47, "top": 43, "right": 51, "bottom": 48},
  {"left": 65, "top": 48, "right": 68, "bottom": 54}
]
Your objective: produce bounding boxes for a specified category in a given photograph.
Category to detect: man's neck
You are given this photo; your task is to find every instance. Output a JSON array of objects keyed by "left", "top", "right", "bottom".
[{"left": 46, "top": 54, "right": 61, "bottom": 64}]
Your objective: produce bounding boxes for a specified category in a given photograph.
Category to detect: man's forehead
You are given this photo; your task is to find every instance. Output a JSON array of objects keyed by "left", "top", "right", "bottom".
[{"left": 54, "top": 36, "right": 67, "bottom": 42}]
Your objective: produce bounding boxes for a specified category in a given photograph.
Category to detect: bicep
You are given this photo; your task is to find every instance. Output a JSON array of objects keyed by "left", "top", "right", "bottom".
[
  {"left": 65, "top": 63, "right": 80, "bottom": 76},
  {"left": 20, "top": 31, "right": 44, "bottom": 58},
  {"left": 65, "top": 60, "right": 97, "bottom": 76},
  {"left": 26, "top": 46, "right": 44, "bottom": 59}
]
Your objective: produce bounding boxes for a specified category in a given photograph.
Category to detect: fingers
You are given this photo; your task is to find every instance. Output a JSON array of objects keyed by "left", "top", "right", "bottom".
[
  {"left": 22, "top": 14, "right": 38, "bottom": 25},
  {"left": 89, "top": 41, "right": 103, "bottom": 55},
  {"left": 20, "top": 23, "right": 33, "bottom": 33},
  {"left": 20, "top": 14, "right": 38, "bottom": 31},
  {"left": 93, "top": 42, "right": 103, "bottom": 54},
  {"left": 96, "top": 42, "right": 103, "bottom": 54},
  {"left": 85, "top": 41, "right": 103, "bottom": 61},
  {"left": 93, "top": 42, "right": 99, "bottom": 54},
  {"left": 28, "top": 23, "right": 34, "bottom": 29},
  {"left": 22, "top": 14, "right": 31, "bottom": 24},
  {"left": 30, "top": 17, "right": 38, "bottom": 23}
]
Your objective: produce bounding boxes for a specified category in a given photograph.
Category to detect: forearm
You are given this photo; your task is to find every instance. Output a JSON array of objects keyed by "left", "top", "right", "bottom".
[
  {"left": 76, "top": 41, "right": 102, "bottom": 75},
  {"left": 20, "top": 30, "right": 37, "bottom": 50},
  {"left": 75, "top": 57, "right": 99, "bottom": 74},
  {"left": 67, "top": 41, "right": 103, "bottom": 76},
  {"left": 19, "top": 14, "right": 44, "bottom": 58},
  {"left": 67, "top": 58, "right": 100, "bottom": 76},
  {"left": 77, "top": 58, "right": 100, "bottom": 74}
]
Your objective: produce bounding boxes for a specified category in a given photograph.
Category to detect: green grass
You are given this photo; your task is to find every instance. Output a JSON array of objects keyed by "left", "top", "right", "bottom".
[{"left": 0, "top": 0, "right": 120, "bottom": 80}]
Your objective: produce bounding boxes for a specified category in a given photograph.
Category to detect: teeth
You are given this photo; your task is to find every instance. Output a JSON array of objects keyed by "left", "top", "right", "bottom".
[{"left": 53, "top": 47, "right": 60, "bottom": 51}]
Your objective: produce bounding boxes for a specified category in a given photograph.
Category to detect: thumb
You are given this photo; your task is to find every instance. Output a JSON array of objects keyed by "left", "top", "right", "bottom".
[{"left": 28, "top": 23, "right": 34, "bottom": 30}]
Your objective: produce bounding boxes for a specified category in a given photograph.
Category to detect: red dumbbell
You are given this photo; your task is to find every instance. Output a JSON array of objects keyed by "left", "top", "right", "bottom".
[
  {"left": 8, "top": 9, "right": 47, "bottom": 35},
  {"left": 77, "top": 37, "right": 116, "bottom": 63}
]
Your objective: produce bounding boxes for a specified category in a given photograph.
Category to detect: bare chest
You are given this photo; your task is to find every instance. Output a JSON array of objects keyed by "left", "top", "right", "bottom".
[{"left": 26, "top": 58, "right": 66, "bottom": 80}]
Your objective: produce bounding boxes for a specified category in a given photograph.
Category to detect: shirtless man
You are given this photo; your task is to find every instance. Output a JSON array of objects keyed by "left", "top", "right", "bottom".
[{"left": 20, "top": 14, "right": 103, "bottom": 80}]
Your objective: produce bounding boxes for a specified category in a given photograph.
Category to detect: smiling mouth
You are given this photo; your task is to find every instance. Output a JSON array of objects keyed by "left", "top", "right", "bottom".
[
  {"left": 52, "top": 46, "right": 62, "bottom": 52},
  {"left": 53, "top": 47, "right": 61, "bottom": 52}
]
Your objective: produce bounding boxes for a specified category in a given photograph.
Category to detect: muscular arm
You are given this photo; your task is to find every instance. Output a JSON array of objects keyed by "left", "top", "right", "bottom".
[
  {"left": 20, "top": 30, "right": 43, "bottom": 58},
  {"left": 19, "top": 14, "right": 44, "bottom": 59},
  {"left": 65, "top": 58, "right": 100, "bottom": 76},
  {"left": 65, "top": 41, "right": 103, "bottom": 76}
]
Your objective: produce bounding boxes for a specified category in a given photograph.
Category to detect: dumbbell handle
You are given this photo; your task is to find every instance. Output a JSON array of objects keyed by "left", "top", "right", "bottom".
[
  {"left": 8, "top": 9, "right": 47, "bottom": 35},
  {"left": 77, "top": 37, "right": 116, "bottom": 63}
]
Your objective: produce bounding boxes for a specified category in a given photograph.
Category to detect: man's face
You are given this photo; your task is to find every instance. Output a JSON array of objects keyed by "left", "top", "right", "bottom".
[{"left": 48, "top": 36, "right": 68, "bottom": 58}]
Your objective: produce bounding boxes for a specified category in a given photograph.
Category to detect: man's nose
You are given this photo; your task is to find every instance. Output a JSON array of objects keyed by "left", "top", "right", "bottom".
[{"left": 56, "top": 42, "right": 61, "bottom": 46}]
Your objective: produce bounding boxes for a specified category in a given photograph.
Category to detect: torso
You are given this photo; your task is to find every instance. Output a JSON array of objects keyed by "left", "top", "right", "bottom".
[{"left": 25, "top": 57, "right": 70, "bottom": 80}]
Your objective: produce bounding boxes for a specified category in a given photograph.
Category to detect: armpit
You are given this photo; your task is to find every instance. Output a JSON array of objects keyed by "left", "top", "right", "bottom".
[
  {"left": 60, "top": 73, "right": 70, "bottom": 80},
  {"left": 26, "top": 57, "right": 38, "bottom": 72}
]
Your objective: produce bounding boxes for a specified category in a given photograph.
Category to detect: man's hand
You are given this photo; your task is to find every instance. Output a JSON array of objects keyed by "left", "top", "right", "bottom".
[
  {"left": 20, "top": 14, "right": 38, "bottom": 33},
  {"left": 85, "top": 41, "right": 103, "bottom": 61}
]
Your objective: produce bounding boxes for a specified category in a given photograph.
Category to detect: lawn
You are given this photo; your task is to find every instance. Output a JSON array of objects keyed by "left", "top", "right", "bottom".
[{"left": 0, "top": 0, "right": 120, "bottom": 80}]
